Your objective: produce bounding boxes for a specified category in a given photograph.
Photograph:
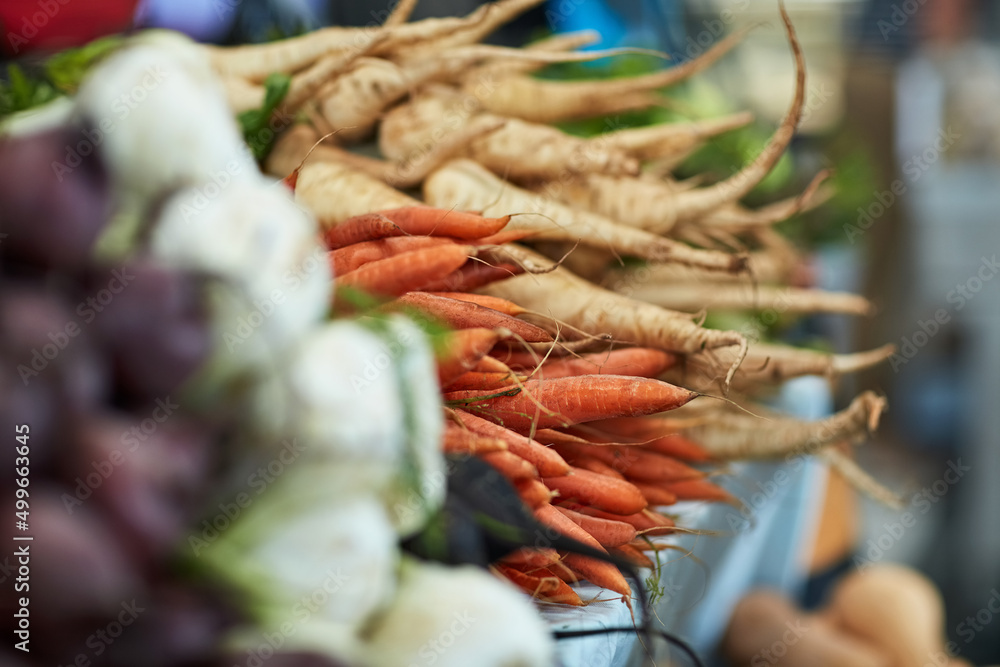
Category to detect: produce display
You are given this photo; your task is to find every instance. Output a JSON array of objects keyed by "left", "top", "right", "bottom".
[{"left": 0, "top": 1, "right": 901, "bottom": 665}]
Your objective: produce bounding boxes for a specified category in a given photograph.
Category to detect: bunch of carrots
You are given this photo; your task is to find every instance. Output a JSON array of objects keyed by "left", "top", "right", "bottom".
[
  {"left": 204, "top": 0, "right": 901, "bottom": 606},
  {"left": 296, "top": 202, "right": 893, "bottom": 607}
]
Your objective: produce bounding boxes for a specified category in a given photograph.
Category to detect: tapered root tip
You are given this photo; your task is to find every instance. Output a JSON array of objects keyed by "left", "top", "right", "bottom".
[
  {"left": 861, "top": 392, "right": 888, "bottom": 432},
  {"left": 723, "top": 335, "right": 749, "bottom": 392},
  {"left": 831, "top": 343, "right": 897, "bottom": 375}
]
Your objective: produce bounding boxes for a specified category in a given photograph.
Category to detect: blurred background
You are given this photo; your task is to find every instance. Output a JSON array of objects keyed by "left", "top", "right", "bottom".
[{"left": 3, "top": 0, "right": 999, "bottom": 662}]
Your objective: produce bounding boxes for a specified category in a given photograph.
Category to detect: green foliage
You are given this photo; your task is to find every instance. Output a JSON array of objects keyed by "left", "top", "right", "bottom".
[
  {"left": 238, "top": 73, "right": 291, "bottom": 161},
  {"left": 44, "top": 35, "right": 123, "bottom": 93},
  {"left": 1, "top": 35, "right": 123, "bottom": 118},
  {"left": 540, "top": 56, "right": 794, "bottom": 198},
  {"left": 789, "top": 146, "right": 877, "bottom": 247},
  {"left": 0, "top": 64, "right": 59, "bottom": 116}
]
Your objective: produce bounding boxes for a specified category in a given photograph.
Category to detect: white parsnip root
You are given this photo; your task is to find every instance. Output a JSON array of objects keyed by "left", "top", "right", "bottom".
[
  {"left": 468, "top": 26, "right": 750, "bottom": 123},
  {"left": 685, "top": 391, "right": 887, "bottom": 460},
  {"left": 621, "top": 282, "right": 874, "bottom": 316},
  {"left": 425, "top": 159, "right": 745, "bottom": 271},
  {"left": 481, "top": 245, "right": 749, "bottom": 387},
  {"left": 819, "top": 448, "right": 905, "bottom": 510},
  {"left": 665, "top": 342, "right": 897, "bottom": 393}
]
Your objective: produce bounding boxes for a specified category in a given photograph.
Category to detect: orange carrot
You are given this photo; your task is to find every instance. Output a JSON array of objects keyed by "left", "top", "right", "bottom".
[
  {"left": 537, "top": 564, "right": 579, "bottom": 584},
  {"left": 641, "top": 434, "right": 713, "bottom": 463},
  {"left": 499, "top": 547, "right": 562, "bottom": 571},
  {"left": 480, "top": 450, "right": 538, "bottom": 480},
  {"left": 454, "top": 411, "right": 570, "bottom": 478},
  {"left": 495, "top": 565, "right": 583, "bottom": 605},
  {"left": 543, "top": 467, "right": 647, "bottom": 515},
  {"left": 563, "top": 553, "right": 632, "bottom": 600},
  {"left": 534, "top": 503, "right": 607, "bottom": 553},
  {"left": 321, "top": 206, "right": 509, "bottom": 249},
  {"left": 393, "top": 292, "right": 554, "bottom": 342},
  {"left": 531, "top": 429, "right": 600, "bottom": 448},
  {"left": 570, "top": 446, "right": 705, "bottom": 484},
  {"left": 444, "top": 375, "right": 698, "bottom": 432},
  {"left": 418, "top": 261, "right": 525, "bottom": 292},
  {"left": 662, "top": 477, "right": 737, "bottom": 504},
  {"left": 537, "top": 579, "right": 584, "bottom": 605},
  {"left": 567, "top": 505, "right": 676, "bottom": 536},
  {"left": 546, "top": 441, "right": 609, "bottom": 467},
  {"left": 572, "top": 456, "right": 626, "bottom": 480},
  {"left": 441, "top": 425, "right": 508, "bottom": 455},
  {"left": 614, "top": 448, "right": 706, "bottom": 483},
  {"left": 611, "top": 544, "right": 655, "bottom": 569},
  {"left": 554, "top": 506, "right": 637, "bottom": 548},
  {"left": 630, "top": 481, "right": 678, "bottom": 507},
  {"left": 586, "top": 417, "right": 713, "bottom": 462},
  {"left": 435, "top": 328, "right": 506, "bottom": 387},
  {"left": 489, "top": 349, "right": 569, "bottom": 367},
  {"left": 585, "top": 416, "right": 685, "bottom": 439},
  {"left": 337, "top": 244, "right": 473, "bottom": 297},
  {"left": 521, "top": 348, "right": 677, "bottom": 380},
  {"left": 515, "top": 478, "right": 553, "bottom": 509},
  {"left": 467, "top": 228, "right": 537, "bottom": 246},
  {"left": 425, "top": 292, "right": 525, "bottom": 317},
  {"left": 322, "top": 213, "right": 402, "bottom": 249},
  {"left": 627, "top": 540, "right": 680, "bottom": 552},
  {"left": 376, "top": 206, "right": 511, "bottom": 238},
  {"left": 473, "top": 355, "right": 516, "bottom": 374},
  {"left": 444, "top": 371, "right": 522, "bottom": 391},
  {"left": 329, "top": 236, "right": 455, "bottom": 275}
]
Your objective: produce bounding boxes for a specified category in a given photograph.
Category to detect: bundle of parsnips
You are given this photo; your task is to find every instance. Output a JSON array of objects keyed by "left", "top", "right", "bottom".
[{"left": 206, "top": 0, "right": 898, "bottom": 611}]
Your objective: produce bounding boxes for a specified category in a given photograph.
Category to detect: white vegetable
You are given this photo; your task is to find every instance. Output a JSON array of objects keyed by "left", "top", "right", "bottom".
[
  {"left": 206, "top": 492, "right": 398, "bottom": 658},
  {"left": 251, "top": 316, "right": 445, "bottom": 526},
  {"left": 377, "top": 316, "right": 446, "bottom": 536},
  {"left": 363, "top": 560, "right": 555, "bottom": 667},
  {"left": 151, "top": 180, "right": 331, "bottom": 372},
  {"left": 278, "top": 320, "right": 408, "bottom": 496},
  {"left": 73, "top": 36, "right": 255, "bottom": 203},
  {"left": 0, "top": 97, "right": 74, "bottom": 138}
]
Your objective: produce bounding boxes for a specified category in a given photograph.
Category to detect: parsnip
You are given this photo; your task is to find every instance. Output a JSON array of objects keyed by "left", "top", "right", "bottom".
[{"left": 425, "top": 160, "right": 743, "bottom": 271}]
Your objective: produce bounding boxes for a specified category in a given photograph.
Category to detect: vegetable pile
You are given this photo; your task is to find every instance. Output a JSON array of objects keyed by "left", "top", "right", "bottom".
[{"left": 1, "top": 1, "right": 900, "bottom": 665}]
